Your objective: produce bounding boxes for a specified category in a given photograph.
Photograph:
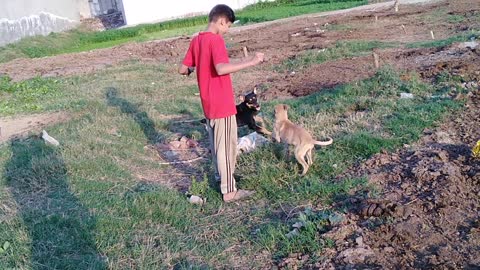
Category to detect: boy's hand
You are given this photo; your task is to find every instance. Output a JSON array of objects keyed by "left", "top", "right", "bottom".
[
  {"left": 253, "top": 52, "right": 265, "bottom": 65},
  {"left": 215, "top": 52, "right": 265, "bottom": 75},
  {"left": 178, "top": 64, "right": 195, "bottom": 76}
]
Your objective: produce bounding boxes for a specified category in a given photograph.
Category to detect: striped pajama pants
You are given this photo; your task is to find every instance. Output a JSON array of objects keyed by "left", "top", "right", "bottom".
[{"left": 206, "top": 115, "right": 237, "bottom": 194}]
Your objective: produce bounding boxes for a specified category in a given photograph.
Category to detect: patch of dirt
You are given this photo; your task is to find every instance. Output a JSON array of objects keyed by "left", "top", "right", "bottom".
[
  {"left": 286, "top": 89, "right": 479, "bottom": 269},
  {"left": 135, "top": 138, "right": 211, "bottom": 193},
  {"left": 0, "top": 112, "right": 70, "bottom": 144}
]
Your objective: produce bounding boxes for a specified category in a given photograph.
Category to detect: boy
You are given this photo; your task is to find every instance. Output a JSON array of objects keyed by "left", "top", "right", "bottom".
[{"left": 178, "top": 4, "right": 264, "bottom": 202}]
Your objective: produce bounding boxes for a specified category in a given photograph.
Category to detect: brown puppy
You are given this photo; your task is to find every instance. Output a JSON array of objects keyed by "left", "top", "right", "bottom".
[{"left": 273, "top": 104, "right": 333, "bottom": 175}]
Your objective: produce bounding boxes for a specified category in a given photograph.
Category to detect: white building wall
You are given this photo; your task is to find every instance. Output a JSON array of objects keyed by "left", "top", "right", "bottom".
[
  {"left": 121, "top": 0, "right": 264, "bottom": 26},
  {"left": 0, "top": 0, "right": 80, "bottom": 46}
]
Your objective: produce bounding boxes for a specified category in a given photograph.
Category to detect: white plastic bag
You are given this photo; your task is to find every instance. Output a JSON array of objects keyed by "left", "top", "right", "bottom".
[
  {"left": 41, "top": 130, "right": 60, "bottom": 146},
  {"left": 237, "top": 132, "right": 269, "bottom": 154}
]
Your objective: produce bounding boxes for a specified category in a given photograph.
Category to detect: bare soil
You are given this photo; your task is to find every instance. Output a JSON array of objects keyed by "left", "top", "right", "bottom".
[
  {"left": 0, "top": 112, "right": 69, "bottom": 143},
  {"left": 331, "top": 89, "right": 479, "bottom": 269}
]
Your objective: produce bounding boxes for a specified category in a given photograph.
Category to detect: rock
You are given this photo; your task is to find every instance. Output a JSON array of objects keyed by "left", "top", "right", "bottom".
[
  {"left": 384, "top": 247, "right": 395, "bottom": 253},
  {"left": 41, "top": 130, "right": 60, "bottom": 146},
  {"left": 286, "top": 228, "right": 300, "bottom": 238},
  {"left": 355, "top": 236, "right": 364, "bottom": 247},
  {"left": 337, "top": 247, "right": 375, "bottom": 264},
  {"left": 434, "top": 131, "right": 454, "bottom": 144},
  {"left": 164, "top": 150, "right": 178, "bottom": 159},
  {"left": 328, "top": 212, "right": 345, "bottom": 226},
  {"left": 400, "top": 93, "right": 414, "bottom": 99},
  {"left": 323, "top": 224, "right": 357, "bottom": 242},
  {"left": 188, "top": 195, "right": 205, "bottom": 205},
  {"left": 459, "top": 41, "right": 478, "bottom": 49},
  {"left": 292, "top": 221, "right": 305, "bottom": 229},
  {"left": 436, "top": 151, "right": 449, "bottom": 162}
]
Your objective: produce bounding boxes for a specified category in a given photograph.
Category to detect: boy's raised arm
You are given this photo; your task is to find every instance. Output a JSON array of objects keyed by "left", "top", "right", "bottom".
[{"left": 215, "top": 52, "right": 264, "bottom": 76}]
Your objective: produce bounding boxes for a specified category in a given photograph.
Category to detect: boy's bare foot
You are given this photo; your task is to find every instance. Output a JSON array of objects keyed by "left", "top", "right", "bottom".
[{"left": 223, "top": 189, "right": 255, "bottom": 202}]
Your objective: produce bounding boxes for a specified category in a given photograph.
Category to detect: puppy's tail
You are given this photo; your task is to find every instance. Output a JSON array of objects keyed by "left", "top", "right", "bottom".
[{"left": 314, "top": 137, "right": 333, "bottom": 146}]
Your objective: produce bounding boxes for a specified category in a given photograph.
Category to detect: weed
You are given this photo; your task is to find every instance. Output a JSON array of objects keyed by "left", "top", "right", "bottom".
[
  {"left": 0, "top": 76, "right": 63, "bottom": 115},
  {"left": 188, "top": 174, "right": 210, "bottom": 197},
  {"left": 447, "top": 14, "right": 466, "bottom": 23},
  {"left": 256, "top": 207, "right": 344, "bottom": 260}
]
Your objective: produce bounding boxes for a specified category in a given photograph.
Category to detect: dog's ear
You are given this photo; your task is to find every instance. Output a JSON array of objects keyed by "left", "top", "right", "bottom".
[
  {"left": 239, "top": 95, "right": 245, "bottom": 102},
  {"left": 283, "top": 104, "right": 290, "bottom": 111},
  {"left": 253, "top": 87, "right": 257, "bottom": 95}
]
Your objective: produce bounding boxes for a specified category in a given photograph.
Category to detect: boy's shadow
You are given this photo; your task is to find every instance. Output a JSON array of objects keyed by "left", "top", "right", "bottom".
[
  {"left": 4, "top": 137, "right": 106, "bottom": 269},
  {"left": 105, "top": 87, "right": 209, "bottom": 192}
]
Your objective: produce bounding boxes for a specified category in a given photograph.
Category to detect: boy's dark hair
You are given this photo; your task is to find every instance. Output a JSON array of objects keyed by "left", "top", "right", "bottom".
[{"left": 209, "top": 4, "right": 235, "bottom": 23}]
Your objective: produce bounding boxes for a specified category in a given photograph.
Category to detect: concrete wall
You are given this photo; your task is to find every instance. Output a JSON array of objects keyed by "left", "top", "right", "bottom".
[
  {"left": 0, "top": 0, "right": 80, "bottom": 46},
  {"left": 77, "top": 0, "right": 93, "bottom": 19},
  {"left": 121, "top": 0, "right": 266, "bottom": 26}
]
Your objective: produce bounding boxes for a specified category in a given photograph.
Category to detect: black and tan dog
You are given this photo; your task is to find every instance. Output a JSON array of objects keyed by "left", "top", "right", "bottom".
[
  {"left": 273, "top": 104, "right": 333, "bottom": 175},
  {"left": 201, "top": 87, "right": 271, "bottom": 136},
  {"left": 235, "top": 87, "right": 271, "bottom": 136}
]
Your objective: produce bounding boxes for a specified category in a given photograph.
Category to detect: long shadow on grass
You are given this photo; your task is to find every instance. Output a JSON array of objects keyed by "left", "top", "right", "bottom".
[
  {"left": 4, "top": 137, "right": 105, "bottom": 269},
  {"left": 105, "top": 87, "right": 208, "bottom": 193}
]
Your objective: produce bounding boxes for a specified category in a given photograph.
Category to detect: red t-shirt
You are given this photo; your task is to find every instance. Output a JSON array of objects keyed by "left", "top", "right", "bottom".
[{"left": 182, "top": 32, "right": 237, "bottom": 119}]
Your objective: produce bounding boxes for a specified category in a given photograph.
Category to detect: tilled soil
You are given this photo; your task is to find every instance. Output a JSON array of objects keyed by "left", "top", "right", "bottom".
[
  {"left": 333, "top": 90, "right": 480, "bottom": 269},
  {"left": 276, "top": 90, "right": 480, "bottom": 269}
]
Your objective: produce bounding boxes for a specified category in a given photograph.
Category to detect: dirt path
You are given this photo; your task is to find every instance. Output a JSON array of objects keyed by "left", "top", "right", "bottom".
[{"left": 0, "top": 112, "right": 69, "bottom": 144}]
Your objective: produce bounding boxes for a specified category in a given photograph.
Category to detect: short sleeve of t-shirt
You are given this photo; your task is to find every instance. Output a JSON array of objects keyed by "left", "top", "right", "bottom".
[
  {"left": 182, "top": 40, "right": 195, "bottom": 67},
  {"left": 211, "top": 36, "right": 229, "bottom": 66}
]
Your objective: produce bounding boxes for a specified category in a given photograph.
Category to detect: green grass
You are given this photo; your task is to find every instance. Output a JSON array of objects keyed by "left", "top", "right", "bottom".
[
  {"left": 278, "top": 40, "right": 397, "bottom": 71},
  {"left": 0, "top": 0, "right": 367, "bottom": 63},
  {"left": 237, "top": 0, "right": 367, "bottom": 24},
  {"left": 0, "top": 76, "right": 65, "bottom": 115},
  {"left": 447, "top": 14, "right": 466, "bottom": 23},
  {"left": 0, "top": 61, "right": 466, "bottom": 268}
]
